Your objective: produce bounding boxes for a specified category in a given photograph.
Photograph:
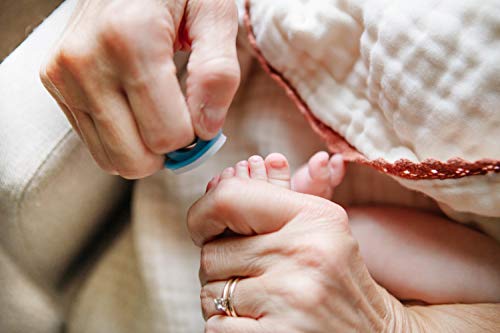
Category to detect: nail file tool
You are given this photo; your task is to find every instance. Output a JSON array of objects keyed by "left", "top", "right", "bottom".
[{"left": 165, "top": 131, "right": 227, "bottom": 174}]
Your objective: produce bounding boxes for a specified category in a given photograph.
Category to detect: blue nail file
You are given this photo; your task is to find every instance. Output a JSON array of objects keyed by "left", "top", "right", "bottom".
[{"left": 165, "top": 131, "right": 227, "bottom": 174}]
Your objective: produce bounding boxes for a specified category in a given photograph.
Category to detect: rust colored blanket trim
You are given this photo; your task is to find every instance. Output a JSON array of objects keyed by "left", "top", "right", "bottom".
[{"left": 243, "top": 0, "right": 500, "bottom": 180}]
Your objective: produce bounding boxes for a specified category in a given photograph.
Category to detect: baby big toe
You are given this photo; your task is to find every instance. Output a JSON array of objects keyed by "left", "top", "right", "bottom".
[
  {"left": 264, "top": 153, "right": 291, "bottom": 189},
  {"left": 248, "top": 155, "right": 267, "bottom": 181}
]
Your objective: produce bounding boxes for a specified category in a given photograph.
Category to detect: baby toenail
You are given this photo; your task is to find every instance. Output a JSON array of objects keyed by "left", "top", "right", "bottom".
[
  {"left": 270, "top": 159, "right": 287, "bottom": 168},
  {"left": 222, "top": 168, "right": 233, "bottom": 175},
  {"left": 250, "top": 156, "right": 262, "bottom": 163}
]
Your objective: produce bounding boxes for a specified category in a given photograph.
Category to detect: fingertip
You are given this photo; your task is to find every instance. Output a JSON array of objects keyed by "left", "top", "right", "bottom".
[
  {"left": 197, "top": 104, "right": 227, "bottom": 140},
  {"left": 188, "top": 63, "right": 239, "bottom": 139}
]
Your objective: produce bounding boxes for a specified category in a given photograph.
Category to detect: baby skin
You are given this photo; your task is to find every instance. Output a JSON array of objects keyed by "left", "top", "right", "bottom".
[{"left": 208, "top": 152, "right": 500, "bottom": 305}]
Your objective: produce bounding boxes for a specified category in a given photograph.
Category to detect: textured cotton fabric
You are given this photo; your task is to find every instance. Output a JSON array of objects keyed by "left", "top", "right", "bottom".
[{"left": 242, "top": 0, "right": 500, "bottom": 235}]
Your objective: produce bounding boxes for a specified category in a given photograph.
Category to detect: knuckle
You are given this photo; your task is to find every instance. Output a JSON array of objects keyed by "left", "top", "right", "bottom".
[
  {"left": 119, "top": 169, "right": 154, "bottom": 180},
  {"left": 115, "top": 159, "right": 160, "bottom": 180},
  {"left": 144, "top": 132, "right": 178, "bottom": 155},
  {"left": 143, "top": 123, "right": 193, "bottom": 154},
  {"left": 199, "top": 285, "right": 211, "bottom": 303},
  {"left": 190, "top": 58, "right": 241, "bottom": 91},
  {"left": 86, "top": 105, "right": 106, "bottom": 118},
  {"left": 100, "top": 12, "right": 134, "bottom": 47},
  {"left": 143, "top": 133, "right": 173, "bottom": 154},
  {"left": 39, "top": 60, "right": 63, "bottom": 95},
  {"left": 290, "top": 225, "right": 357, "bottom": 277},
  {"left": 56, "top": 42, "right": 95, "bottom": 74},
  {"left": 272, "top": 276, "right": 325, "bottom": 310},
  {"left": 328, "top": 236, "right": 360, "bottom": 269},
  {"left": 208, "top": 64, "right": 240, "bottom": 88},
  {"left": 94, "top": 159, "right": 115, "bottom": 175},
  {"left": 199, "top": 286, "right": 213, "bottom": 320},
  {"left": 293, "top": 236, "right": 335, "bottom": 271},
  {"left": 308, "top": 200, "right": 350, "bottom": 234},
  {"left": 199, "top": 246, "right": 216, "bottom": 278},
  {"left": 99, "top": 2, "right": 172, "bottom": 55},
  {"left": 300, "top": 280, "right": 327, "bottom": 310},
  {"left": 87, "top": 150, "right": 116, "bottom": 175}
]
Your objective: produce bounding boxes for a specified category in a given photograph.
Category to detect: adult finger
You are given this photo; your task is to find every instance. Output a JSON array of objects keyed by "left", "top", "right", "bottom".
[
  {"left": 201, "top": 277, "right": 266, "bottom": 320},
  {"left": 205, "top": 316, "right": 263, "bottom": 333},
  {"left": 40, "top": 54, "right": 115, "bottom": 173},
  {"left": 67, "top": 50, "right": 165, "bottom": 178},
  {"left": 187, "top": 178, "right": 313, "bottom": 247},
  {"left": 85, "top": 88, "right": 165, "bottom": 179},
  {"left": 40, "top": 67, "right": 81, "bottom": 138},
  {"left": 102, "top": 2, "right": 195, "bottom": 154},
  {"left": 187, "top": 178, "right": 347, "bottom": 247},
  {"left": 185, "top": 0, "right": 241, "bottom": 140},
  {"left": 199, "top": 234, "right": 285, "bottom": 285}
]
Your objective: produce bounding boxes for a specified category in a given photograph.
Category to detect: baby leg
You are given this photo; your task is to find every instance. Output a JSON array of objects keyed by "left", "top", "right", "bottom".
[{"left": 348, "top": 206, "right": 500, "bottom": 304}]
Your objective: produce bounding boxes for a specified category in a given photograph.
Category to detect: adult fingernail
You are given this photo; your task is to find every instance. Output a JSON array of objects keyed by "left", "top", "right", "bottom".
[{"left": 201, "top": 105, "right": 226, "bottom": 134}]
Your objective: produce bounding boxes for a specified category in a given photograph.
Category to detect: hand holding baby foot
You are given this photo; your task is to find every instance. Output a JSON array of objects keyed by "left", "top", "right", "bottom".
[{"left": 188, "top": 153, "right": 412, "bottom": 332}]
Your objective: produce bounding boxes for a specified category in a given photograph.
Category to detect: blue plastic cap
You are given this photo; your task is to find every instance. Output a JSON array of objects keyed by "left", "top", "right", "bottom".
[{"left": 165, "top": 131, "right": 227, "bottom": 174}]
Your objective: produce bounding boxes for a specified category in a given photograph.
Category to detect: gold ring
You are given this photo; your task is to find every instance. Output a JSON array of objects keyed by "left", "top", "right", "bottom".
[
  {"left": 213, "top": 277, "right": 240, "bottom": 317},
  {"left": 227, "top": 277, "right": 240, "bottom": 317}
]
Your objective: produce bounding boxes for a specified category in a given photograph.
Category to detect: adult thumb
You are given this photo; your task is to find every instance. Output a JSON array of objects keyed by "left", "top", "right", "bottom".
[{"left": 185, "top": 0, "right": 241, "bottom": 140}]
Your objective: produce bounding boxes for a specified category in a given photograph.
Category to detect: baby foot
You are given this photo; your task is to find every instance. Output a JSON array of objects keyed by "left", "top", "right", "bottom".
[
  {"left": 206, "top": 153, "right": 292, "bottom": 192},
  {"left": 207, "top": 152, "right": 345, "bottom": 201},
  {"left": 291, "top": 152, "right": 345, "bottom": 199}
]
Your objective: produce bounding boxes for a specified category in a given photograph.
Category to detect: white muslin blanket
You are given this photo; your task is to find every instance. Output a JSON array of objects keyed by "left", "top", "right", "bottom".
[{"left": 241, "top": 0, "right": 500, "bottom": 237}]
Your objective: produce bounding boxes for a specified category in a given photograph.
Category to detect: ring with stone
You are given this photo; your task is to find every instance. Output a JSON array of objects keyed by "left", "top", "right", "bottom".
[{"left": 213, "top": 277, "right": 240, "bottom": 317}]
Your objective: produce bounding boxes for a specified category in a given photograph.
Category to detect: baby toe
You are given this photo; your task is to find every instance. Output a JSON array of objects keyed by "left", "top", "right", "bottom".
[
  {"left": 264, "top": 153, "right": 291, "bottom": 189},
  {"left": 308, "top": 151, "right": 331, "bottom": 181},
  {"left": 206, "top": 175, "right": 221, "bottom": 193},
  {"left": 248, "top": 155, "right": 267, "bottom": 181},
  {"left": 235, "top": 160, "right": 250, "bottom": 179},
  {"left": 328, "top": 154, "right": 346, "bottom": 188},
  {"left": 220, "top": 167, "right": 235, "bottom": 180}
]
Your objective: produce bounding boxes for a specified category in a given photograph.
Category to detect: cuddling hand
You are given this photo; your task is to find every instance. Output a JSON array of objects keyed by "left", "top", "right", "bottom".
[
  {"left": 40, "top": 0, "right": 240, "bottom": 179},
  {"left": 188, "top": 175, "right": 411, "bottom": 332}
]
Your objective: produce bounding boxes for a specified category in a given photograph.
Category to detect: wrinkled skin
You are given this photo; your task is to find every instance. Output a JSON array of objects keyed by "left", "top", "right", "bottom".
[
  {"left": 41, "top": 0, "right": 240, "bottom": 179},
  {"left": 188, "top": 177, "right": 411, "bottom": 332}
]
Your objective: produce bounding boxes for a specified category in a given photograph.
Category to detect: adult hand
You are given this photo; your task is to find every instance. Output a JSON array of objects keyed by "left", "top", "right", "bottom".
[
  {"left": 40, "top": 0, "right": 240, "bottom": 179},
  {"left": 187, "top": 177, "right": 411, "bottom": 332}
]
